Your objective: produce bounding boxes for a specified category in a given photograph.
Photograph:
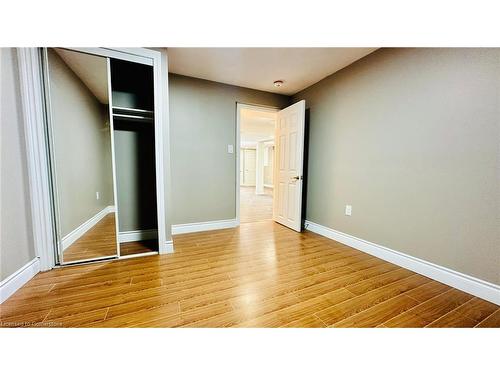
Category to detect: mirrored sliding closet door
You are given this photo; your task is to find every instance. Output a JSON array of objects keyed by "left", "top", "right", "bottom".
[{"left": 44, "top": 48, "right": 120, "bottom": 264}]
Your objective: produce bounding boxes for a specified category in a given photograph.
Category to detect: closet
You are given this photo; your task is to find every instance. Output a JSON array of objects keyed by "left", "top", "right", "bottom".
[
  {"left": 110, "top": 59, "right": 159, "bottom": 256},
  {"left": 44, "top": 48, "right": 165, "bottom": 265}
]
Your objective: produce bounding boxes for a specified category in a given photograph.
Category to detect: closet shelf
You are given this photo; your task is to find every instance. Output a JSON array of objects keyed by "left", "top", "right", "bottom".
[
  {"left": 112, "top": 106, "right": 154, "bottom": 123},
  {"left": 113, "top": 106, "right": 154, "bottom": 115},
  {"left": 113, "top": 114, "right": 153, "bottom": 123}
]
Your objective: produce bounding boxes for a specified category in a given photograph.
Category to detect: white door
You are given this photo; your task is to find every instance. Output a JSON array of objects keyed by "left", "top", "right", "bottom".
[
  {"left": 243, "top": 149, "right": 257, "bottom": 186},
  {"left": 273, "top": 100, "right": 306, "bottom": 232}
]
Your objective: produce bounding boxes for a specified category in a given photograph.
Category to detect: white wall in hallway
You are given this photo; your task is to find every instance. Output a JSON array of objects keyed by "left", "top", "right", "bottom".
[{"left": 240, "top": 148, "right": 256, "bottom": 186}]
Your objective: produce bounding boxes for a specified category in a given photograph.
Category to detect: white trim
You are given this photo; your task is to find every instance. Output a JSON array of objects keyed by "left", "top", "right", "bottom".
[
  {"left": 236, "top": 103, "right": 279, "bottom": 227},
  {"left": 118, "top": 229, "right": 158, "bottom": 243},
  {"left": 60, "top": 255, "right": 117, "bottom": 266},
  {"left": 0, "top": 258, "right": 40, "bottom": 303},
  {"left": 17, "top": 48, "right": 56, "bottom": 271},
  {"left": 165, "top": 240, "right": 174, "bottom": 253},
  {"left": 106, "top": 57, "right": 122, "bottom": 259},
  {"left": 119, "top": 251, "right": 158, "bottom": 260},
  {"left": 65, "top": 48, "right": 154, "bottom": 66},
  {"left": 41, "top": 48, "right": 63, "bottom": 264},
  {"left": 61, "top": 206, "right": 115, "bottom": 250},
  {"left": 305, "top": 220, "right": 500, "bottom": 305},
  {"left": 152, "top": 49, "right": 169, "bottom": 254},
  {"left": 172, "top": 219, "right": 238, "bottom": 235}
]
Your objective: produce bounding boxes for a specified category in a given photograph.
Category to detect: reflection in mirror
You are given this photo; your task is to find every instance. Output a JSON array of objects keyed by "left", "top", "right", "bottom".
[{"left": 46, "top": 48, "right": 119, "bottom": 263}]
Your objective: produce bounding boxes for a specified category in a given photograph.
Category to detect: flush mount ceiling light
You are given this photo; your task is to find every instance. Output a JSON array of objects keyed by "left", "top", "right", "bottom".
[{"left": 273, "top": 80, "right": 284, "bottom": 87}]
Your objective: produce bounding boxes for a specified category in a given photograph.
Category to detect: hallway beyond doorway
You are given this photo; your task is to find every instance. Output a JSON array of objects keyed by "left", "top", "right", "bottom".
[{"left": 240, "top": 186, "right": 273, "bottom": 223}]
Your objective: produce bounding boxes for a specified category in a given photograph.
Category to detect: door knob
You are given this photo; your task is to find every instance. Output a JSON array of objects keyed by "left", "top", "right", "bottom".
[{"left": 291, "top": 176, "right": 301, "bottom": 180}]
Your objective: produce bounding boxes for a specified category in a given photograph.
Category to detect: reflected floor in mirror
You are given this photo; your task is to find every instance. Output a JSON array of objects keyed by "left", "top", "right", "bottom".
[
  {"left": 62, "top": 213, "right": 158, "bottom": 263},
  {"left": 63, "top": 213, "right": 118, "bottom": 263}
]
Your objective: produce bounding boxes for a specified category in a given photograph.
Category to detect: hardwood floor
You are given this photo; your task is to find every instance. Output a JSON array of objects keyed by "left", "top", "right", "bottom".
[
  {"left": 240, "top": 186, "right": 273, "bottom": 223},
  {"left": 120, "top": 240, "right": 159, "bottom": 257},
  {"left": 1, "top": 220, "right": 498, "bottom": 328}
]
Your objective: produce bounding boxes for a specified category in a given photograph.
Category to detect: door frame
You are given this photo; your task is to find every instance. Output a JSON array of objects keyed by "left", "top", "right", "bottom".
[
  {"left": 235, "top": 103, "right": 279, "bottom": 226},
  {"left": 17, "top": 47, "right": 172, "bottom": 271}
]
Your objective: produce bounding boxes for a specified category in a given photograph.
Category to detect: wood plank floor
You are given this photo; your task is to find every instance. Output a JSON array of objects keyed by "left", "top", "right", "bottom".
[
  {"left": 120, "top": 240, "right": 158, "bottom": 257},
  {"left": 1, "top": 220, "right": 498, "bottom": 328}
]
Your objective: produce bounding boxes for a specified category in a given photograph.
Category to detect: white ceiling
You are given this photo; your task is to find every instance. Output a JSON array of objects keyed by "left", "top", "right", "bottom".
[
  {"left": 54, "top": 48, "right": 109, "bottom": 104},
  {"left": 168, "top": 48, "right": 377, "bottom": 95},
  {"left": 241, "top": 108, "right": 276, "bottom": 146}
]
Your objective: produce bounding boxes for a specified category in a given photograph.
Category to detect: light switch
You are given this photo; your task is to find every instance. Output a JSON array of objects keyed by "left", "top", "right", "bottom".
[
  {"left": 227, "top": 144, "right": 234, "bottom": 154},
  {"left": 96, "top": 191, "right": 100, "bottom": 200},
  {"left": 345, "top": 205, "right": 352, "bottom": 216}
]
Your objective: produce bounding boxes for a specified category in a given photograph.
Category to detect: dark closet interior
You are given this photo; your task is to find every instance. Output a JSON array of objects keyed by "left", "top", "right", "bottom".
[{"left": 110, "top": 59, "right": 158, "bottom": 254}]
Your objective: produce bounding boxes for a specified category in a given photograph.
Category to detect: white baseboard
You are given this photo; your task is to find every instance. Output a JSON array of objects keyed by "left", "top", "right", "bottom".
[
  {"left": 0, "top": 258, "right": 40, "bottom": 303},
  {"left": 118, "top": 229, "right": 158, "bottom": 243},
  {"left": 62, "top": 205, "right": 115, "bottom": 250},
  {"left": 304, "top": 220, "right": 500, "bottom": 305},
  {"left": 172, "top": 218, "right": 238, "bottom": 235},
  {"left": 165, "top": 240, "right": 174, "bottom": 253}
]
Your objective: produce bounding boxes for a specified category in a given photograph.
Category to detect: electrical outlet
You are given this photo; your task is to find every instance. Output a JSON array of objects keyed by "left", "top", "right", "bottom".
[
  {"left": 345, "top": 205, "right": 352, "bottom": 216},
  {"left": 96, "top": 191, "right": 100, "bottom": 200}
]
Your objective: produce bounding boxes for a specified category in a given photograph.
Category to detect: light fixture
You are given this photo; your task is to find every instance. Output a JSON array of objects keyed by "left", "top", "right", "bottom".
[{"left": 273, "top": 80, "right": 284, "bottom": 87}]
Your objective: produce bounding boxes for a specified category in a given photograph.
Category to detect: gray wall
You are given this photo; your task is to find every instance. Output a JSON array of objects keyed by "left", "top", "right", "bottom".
[
  {"left": 114, "top": 125, "right": 157, "bottom": 232},
  {"left": 293, "top": 48, "right": 500, "bottom": 285},
  {"left": 0, "top": 48, "right": 36, "bottom": 281},
  {"left": 48, "top": 49, "right": 114, "bottom": 238},
  {"left": 169, "top": 74, "right": 290, "bottom": 224}
]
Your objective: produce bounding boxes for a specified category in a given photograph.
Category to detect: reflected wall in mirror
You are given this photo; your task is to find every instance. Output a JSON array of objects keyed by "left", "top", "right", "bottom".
[{"left": 46, "top": 48, "right": 119, "bottom": 263}]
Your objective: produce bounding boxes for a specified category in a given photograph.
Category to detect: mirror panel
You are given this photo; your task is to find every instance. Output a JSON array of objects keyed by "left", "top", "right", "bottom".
[{"left": 45, "top": 48, "right": 119, "bottom": 263}]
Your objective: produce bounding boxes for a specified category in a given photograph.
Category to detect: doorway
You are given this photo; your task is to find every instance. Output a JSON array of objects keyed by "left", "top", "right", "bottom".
[
  {"left": 236, "top": 100, "right": 306, "bottom": 231},
  {"left": 236, "top": 104, "right": 278, "bottom": 224}
]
